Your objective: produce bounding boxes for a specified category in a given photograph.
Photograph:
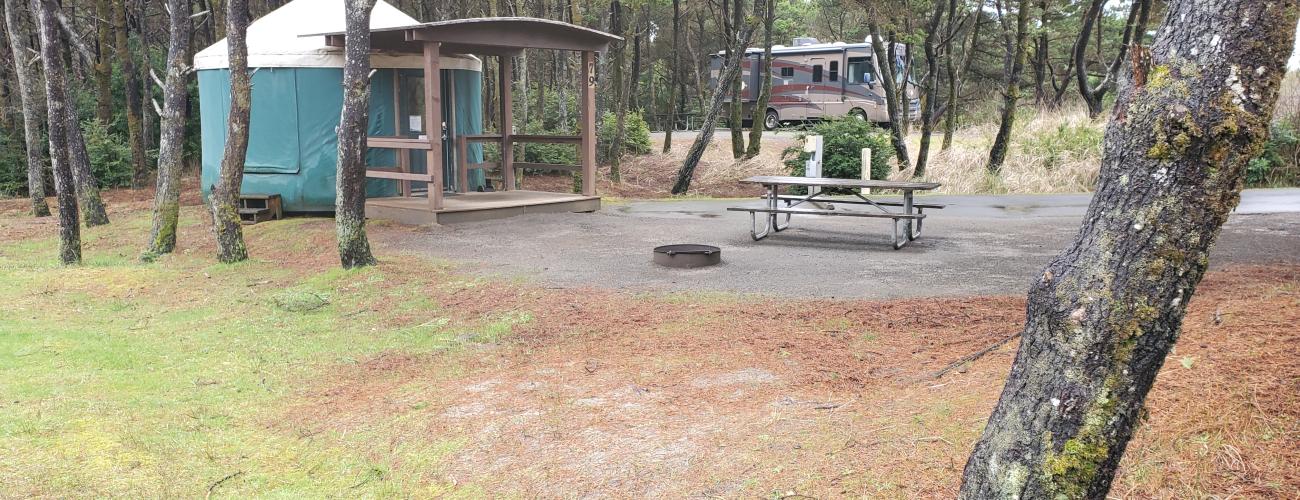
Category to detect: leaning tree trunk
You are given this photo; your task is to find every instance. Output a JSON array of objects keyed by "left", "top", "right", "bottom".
[
  {"left": 959, "top": 0, "right": 1297, "bottom": 497},
  {"left": 335, "top": 0, "right": 378, "bottom": 269},
  {"left": 914, "top": 0, "right": 945, "bottom": 178},
  {"left": 209, "top": 0, "right": 250, "bottom": 263},
  {"left": 671, "top": 0, "right": 764, "bottom": 195},
  {"left": 43, "top": 0, "right": 109, "bottom": 226},
  {"left": 944, "top": 8, "right": 979, "bottom": 151},
  {"left": 112, "top": 0, "right": 147, "bottom": 189},
  {"left": 144, "top": 0, "right": 191, "bottom": 258},
  {"left": 744, "top": 0, "right": 773, "bottom": 159},
  {"left": 868, "top": 23, "right": 910, "bottom": 170},
  {"left": 984, "top": 0, "right": 1030, "bottom": 175},
  {"left": 30, "top": 0, "right": 80, "bottom": 263},
  {"left": 3, "top": 0, "right": 50, "bottom": 217}
]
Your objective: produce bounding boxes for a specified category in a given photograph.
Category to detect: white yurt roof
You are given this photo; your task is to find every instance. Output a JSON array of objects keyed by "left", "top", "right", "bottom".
[{"left": 193, "top": 0, "right": 480, "bottom": 71}]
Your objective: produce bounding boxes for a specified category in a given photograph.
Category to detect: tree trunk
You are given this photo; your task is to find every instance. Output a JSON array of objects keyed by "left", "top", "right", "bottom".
[
  {"left": 92, "top": 0, "right": 112, "bottom": 124},
  {"left": 959, "top": 0, "right": 1297, "bottom": 497},
  {"left": 1033, "top": 0, "right": 1049, "bottom": 105},
  {"left": 209, "top": 0, "right": 250, "bottom": 263},
  {"left": 671, "top": 0, "right": 764, "bottom": 195},
  {"left": 661, "top": 0, "right": 679, "bottom": 153},
  {"left": 607, "top": 0, "right": 624, "bottom": 180},
  {"left": 335, "top": 0, "right": 378, "bottom": 269},
  {"left": 943, "top": 6, "right": 979, "bottom": 151},
  {"left": 112, "top": 0, "right": 147, "bottom": 188},
  {"left": 1075, "top": 0, "right": 1151, "bottom": 118},
  {"left": 868, "top": 22, "right": 910, "bottom": 170},
  {"left": 744, "top": 0, "right": 772, "bottom": 159},
  {"left": 46, "top": 0, "right": 110, "bottom": 226},
  {"left": 915, "top": 0, "right": 945, "bottom": 178},
  {"left": 144, "top": 0, "right": 191, "bottom": 258},
  {"left": 727, "top": 0, "right": 746, "bottom": 159},
  {"left": 4, "top": 0, "right": 51, "bottom": 217},
  {"left": 31, "top": 0, "right": 80, "bottom": 264},
  {"left": 985, "top": 0, "right": 1030, "bottom": 175}
]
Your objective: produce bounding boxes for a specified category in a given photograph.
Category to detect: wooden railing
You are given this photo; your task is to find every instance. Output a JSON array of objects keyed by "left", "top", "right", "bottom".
[{"left": 456, "top": 133, "right": 584, "bottom": 192}]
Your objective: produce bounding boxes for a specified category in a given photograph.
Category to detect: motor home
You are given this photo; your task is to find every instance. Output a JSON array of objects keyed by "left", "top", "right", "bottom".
[{"left": 709, "top": 37, "right": 920, "bottom": 130}]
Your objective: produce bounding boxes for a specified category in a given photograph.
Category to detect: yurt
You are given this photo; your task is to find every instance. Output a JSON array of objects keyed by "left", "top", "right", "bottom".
[{"left": 195, "top": 0, "right": 485, "bottom": 212}]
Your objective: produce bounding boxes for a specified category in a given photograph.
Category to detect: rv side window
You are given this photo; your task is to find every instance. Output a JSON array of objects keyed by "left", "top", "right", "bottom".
[
  {"left": 847, "top": 57, "right": 873, "bottom": 84},
  {"left": 779, "top": 67, "right": 794, "bottom": 78},
  {"left": 812, "top": 64, "right": 823, "bottom": 83},
  {"left": 829, "top": 61, "right": 839, "bottom": 82}
]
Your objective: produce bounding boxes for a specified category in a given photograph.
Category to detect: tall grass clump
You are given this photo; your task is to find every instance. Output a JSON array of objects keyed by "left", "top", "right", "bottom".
[{"left": 894, "top": 104, "right": 1103, "bottom": 194}]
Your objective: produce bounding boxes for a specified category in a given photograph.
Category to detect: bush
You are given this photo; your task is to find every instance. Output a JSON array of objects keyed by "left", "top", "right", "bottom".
[
  {"left": 781, "top": 118, "right": 892, "bottom": 193},
  {"left": 1019, "top": 121, "right": 1103, "bottom": 171},
  {"left": 521, "top": 119, "right": 578, "bottom": 167},
  {"left": 81, "top": 118, "right": 135, "bottom": 189},
  {"left": 597, "top": 110, "right": 651, "bottom": 164},
  {"left": 1248, "top": 122, "right": 1300, "bottom": 187},
  {"left": 0, "top": 131, "right": 30, "bottom": 198}
]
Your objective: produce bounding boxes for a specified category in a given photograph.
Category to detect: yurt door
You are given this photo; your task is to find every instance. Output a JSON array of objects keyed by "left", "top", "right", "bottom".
[{"left": 396, "top": 69, "right": 458, "bottom": 193}]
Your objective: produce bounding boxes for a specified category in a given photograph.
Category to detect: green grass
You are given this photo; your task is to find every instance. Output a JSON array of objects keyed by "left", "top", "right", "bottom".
[{"left": 0, "top": 212, "right": 520, "bottom": 497}]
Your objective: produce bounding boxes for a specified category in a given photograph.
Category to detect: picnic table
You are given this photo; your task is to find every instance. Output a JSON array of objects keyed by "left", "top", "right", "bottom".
[{"left": 726, "top": 175, "right": 943, "bottom": 249}]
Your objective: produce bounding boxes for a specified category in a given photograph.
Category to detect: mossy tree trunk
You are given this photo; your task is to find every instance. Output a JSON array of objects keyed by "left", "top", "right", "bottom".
[
  {"left": 868, "top": 22, "right": 910, "bottom": 170},
  {"left": 959, "top": 0, "right": 1297, "bottom": 497},
  {"left": 31, "top": 0, "right": 80, "bottom": 264},
  {"left": 334, "top": 0, "right": 378, "bottom": 269},
  {"left": 744, "top": 0, "right": 773, "bottom": 160},
  {"left": 671, "top": 0, "right": 764, "bottom": 194},
  {"left": 144, "top": 0, "right": 191, "bottom": 259},
  {"left": 3, "top": 0, "right": 51, "bottom": 217},
  {"left": 209, "top": 0, "right": 250, "bottom": 264},
  {"left": 984, "top": 0, "right": 1030, "bottom": 175},
  {"left": 112, "top": 0, "right": 147, "bottom": 189},
  {"left": 606, "top": 0, "right": 625, "bottom": 181}
]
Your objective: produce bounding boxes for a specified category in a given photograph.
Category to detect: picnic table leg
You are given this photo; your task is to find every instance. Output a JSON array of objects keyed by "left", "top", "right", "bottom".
[
  {"left": 903, "top": 190, "right": 915, "bottom": 241},
  {"left": 772, "top": 184, "right": 790, "bottom": 232}
]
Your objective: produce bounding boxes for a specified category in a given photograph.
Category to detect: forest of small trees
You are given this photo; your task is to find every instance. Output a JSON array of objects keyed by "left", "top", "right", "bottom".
[{"left": 0, "top": 0, "right": 1218, "bottom": 199}]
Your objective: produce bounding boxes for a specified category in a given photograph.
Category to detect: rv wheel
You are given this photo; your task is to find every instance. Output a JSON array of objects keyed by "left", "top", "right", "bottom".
[
  {"left": 849, "top": 108, "right": 867, "bottom": 121},
  {"left": 764, "top": 109, "right": 780, "bottom": 130}
]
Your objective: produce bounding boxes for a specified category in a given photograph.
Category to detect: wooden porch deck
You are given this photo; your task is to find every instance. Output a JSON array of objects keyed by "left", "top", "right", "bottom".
[{"left": 365, "top": 191, "right": 600, "bottom": 225}]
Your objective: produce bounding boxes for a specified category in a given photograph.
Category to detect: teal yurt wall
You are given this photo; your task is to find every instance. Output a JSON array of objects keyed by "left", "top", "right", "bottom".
[
  {"left": 197, "top": 67, "right": 484, "bottom": 212},
  {"left": 193, "top": 0, "right": 484, "bottom": 212}
]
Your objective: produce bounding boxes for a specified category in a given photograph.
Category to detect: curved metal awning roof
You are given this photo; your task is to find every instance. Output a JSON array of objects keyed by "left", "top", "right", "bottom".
[{"left": 308, "top": 17, "right": 622, "bottom": 56}]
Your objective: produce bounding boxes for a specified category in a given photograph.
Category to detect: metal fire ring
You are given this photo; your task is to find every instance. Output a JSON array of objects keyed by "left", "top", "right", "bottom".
[{"left": 653, "top": 244, "right": 722, "bottom": 269}]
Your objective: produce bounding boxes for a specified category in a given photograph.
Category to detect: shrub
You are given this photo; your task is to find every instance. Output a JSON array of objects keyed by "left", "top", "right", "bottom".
[
  {"left": 597, "top": 110, "right": 652, "bottom": 164},
  {"left": 0, "top": 131, "right": 29, "bottom": 198},
  {"left": 81, "top": 118, "right": 135, "bottom": 189},
  {"left": 521, "top": 119, "right": 578, "bottom": 167},
  {"left": 1019, "top": 120, "right": 1103, "bottom": 171},
  {"left": 781, "top": 118, "right": 892, "bottom": 193},
  {"left": 1247, "top": 122, "right": 1300, "bottom": 187}
]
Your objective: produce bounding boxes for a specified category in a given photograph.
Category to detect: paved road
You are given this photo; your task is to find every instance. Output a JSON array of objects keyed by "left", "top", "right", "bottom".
[{"left": 379, "top": 189, "right": 1300, "bottom": 299}]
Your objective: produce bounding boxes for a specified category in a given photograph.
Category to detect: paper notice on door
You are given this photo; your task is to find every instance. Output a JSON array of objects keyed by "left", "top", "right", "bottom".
[{"left": 408, "top": 115, "right": 423, "bottom": 133}]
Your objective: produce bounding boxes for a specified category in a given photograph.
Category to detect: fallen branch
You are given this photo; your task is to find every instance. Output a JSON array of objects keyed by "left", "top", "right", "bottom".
[
  {"left": 929, "top": 332, "right": 1022, "bottom": 380},
  {"left": 206, "top": 470, "right": 244, "bottom": 499}
]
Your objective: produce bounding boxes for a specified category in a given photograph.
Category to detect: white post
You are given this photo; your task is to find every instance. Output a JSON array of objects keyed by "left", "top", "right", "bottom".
[
  {"left": 861, "top": 147, "right": 872, "bottom": 195},
  {"left": 804, "top": 135, "right": 823, "bottom": 195}
]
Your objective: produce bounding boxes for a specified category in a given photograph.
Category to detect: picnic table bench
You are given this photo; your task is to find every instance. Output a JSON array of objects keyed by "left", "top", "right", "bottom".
[{"left": 727, "top": 175, "right": 943, "bottom": 249}]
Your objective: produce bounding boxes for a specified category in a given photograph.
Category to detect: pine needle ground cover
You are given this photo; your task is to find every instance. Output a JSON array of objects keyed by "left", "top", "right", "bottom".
[{"left": 0, "top": 195, "right": 1296, "bottom": 497}]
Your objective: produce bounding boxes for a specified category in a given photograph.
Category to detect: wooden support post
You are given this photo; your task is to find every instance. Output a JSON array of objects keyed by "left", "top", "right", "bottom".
[
  {"left": 579, "top": 50, "right": 596, "bottom": 197},
  {"left": 500, "top": 55, "right": 515, "bottom": 191},
  {"left": 861, "top": 147, "right": 872, "bottom": 195},
  {"left": 423, "top": 41, "right": 444, "bottom": 210},
  {"left": 391, "top": 70, "right": 410, "bottom": 197},
  {"left": 457, "top": 136, "right": 468, "bottom": 193}
]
